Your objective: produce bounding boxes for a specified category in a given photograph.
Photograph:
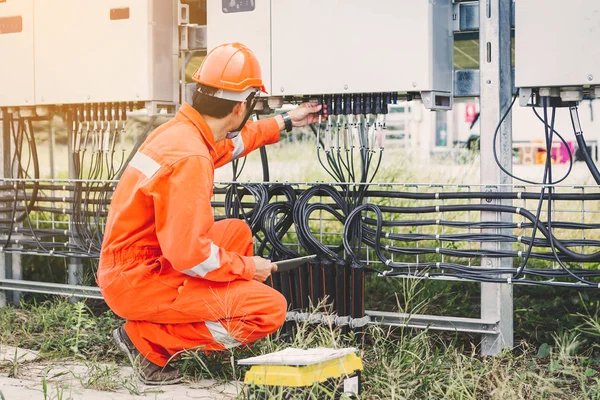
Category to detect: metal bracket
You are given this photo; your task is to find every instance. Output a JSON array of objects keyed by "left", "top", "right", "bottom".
[
  {"left": 366, "top": 310, "right": 499, "bottom": 334},
  {"left": 145, "top": 101, "right": 178, "bottom": 117},
  {"left": 178, "top": 1, "right": 190, "bottom": 25},
  {"left": 454, "top": 69, "right": 517, "bottom": 98},
  {"left": 453, "top": 0, "right": 515, "bottom": 33},
  {"left": 421, "top": 91, "right": 453, "bottom": 111}
]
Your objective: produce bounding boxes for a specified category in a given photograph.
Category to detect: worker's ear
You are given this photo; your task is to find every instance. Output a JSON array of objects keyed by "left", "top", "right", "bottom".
[{"left": 233, "top": 101, "right": 247, "bottom": 117}]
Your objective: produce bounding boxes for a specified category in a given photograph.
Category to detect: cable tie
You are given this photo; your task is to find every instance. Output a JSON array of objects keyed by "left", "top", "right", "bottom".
[
  {"left": 0, "top": 247, "right": 4, "bottom": 252},
  {"left": 385, "top": 259, "right": 392, "bottom": 266},
  {"left": 62, "top": 209, "right": 66, "bottom": 214},
  {"left": 385, "top": 232, "right": 390, "bottom": 238},
  {"left": 518, "top": 251, "right": 523, "bottom": 257},
  {"left": 436, "top": 234, "right": 440, "bottom": 240},
  {"left": 517, "top": 236, "right": 522, "bottom": 243},
  {"left": 436, "top": 206, "right": 440, "bottom": 213},
  {"left": 384, "top": 244, "right": 390, "bottom": 250},
  {"left": 517, "top": 222, "right": 522, "bottom": 229},
  {"left": 435, "top": 193, "right": 440, "bottom": 199},
  {"left": 436, "top": 219, "right": 440, "bottom": 225},
  {"left": 436, "top": 247, "right": 440, "bottom": 254},
  {"left": 516, "top": 207, "right": 521, "bottom": 214},
  {"left": 507, "top": 277, "right": 512, "bottom": 285},
  {"left": 49, "top": 250, "right": 54, "bottom": 256},
  {"left": 517, "top": 192, "right": 522, "bottom": 199},
  {"left": 598, "top": 283, "right": 600, "bottom": 289},
  {"left": 425, "top": 272, "right": 430, "bottom": 279},
  {"left": 382, "top": 269, "right": 389, "bottom": 276},
  {"left": 436, "top": 262, "right": 441, "bottom": 268}
]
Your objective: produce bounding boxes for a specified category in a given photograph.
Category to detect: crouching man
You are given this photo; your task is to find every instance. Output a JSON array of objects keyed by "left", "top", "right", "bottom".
[{"left": 98, "top": 43, "right": 322, "bottom": 384}]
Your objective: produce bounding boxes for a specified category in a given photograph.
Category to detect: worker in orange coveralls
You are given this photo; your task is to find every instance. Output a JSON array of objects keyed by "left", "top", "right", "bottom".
[{"left": 97, "top": 42, "right": 323, "bottom": 385}]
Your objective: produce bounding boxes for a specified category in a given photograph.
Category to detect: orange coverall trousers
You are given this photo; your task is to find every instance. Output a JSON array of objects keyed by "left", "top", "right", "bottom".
[{"left": 100, "top": 219, "right": 286, "bottom": 367}]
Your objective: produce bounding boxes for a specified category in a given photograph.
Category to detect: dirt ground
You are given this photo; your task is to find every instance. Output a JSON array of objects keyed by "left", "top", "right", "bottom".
[{"left": 0, "top": 346, "right": 240, "bottom": 400}]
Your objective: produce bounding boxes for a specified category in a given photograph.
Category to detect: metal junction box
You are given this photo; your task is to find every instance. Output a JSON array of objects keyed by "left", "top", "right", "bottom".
[
  {"left": 34, "top": 0, "right": 178, "bottom": 106},
  {"left": 0, "top": 0, "right": 178, "bottom": 109},
  {"left": 515, "top": 0, "right": 600, "bottom": 90},
  {"left": 208, "top": 0, "right": 454, "bottom": 109},
  {"left": 0, "top": 0, "right": 35, "bottom": 107}
]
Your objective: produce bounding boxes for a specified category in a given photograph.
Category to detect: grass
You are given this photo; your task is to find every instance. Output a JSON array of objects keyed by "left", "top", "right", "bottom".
[{"left": 0, "top": 291, "right": 600, "bottom": 399}]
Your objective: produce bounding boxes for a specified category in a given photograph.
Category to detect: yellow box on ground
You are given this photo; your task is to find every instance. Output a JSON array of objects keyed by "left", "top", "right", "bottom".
[{"left": 239, "top": 347, "right": 363, "bottom": 399}]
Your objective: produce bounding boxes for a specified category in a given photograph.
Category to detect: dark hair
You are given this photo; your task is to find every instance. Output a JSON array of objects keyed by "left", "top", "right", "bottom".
[{"left": 192, "top": 84, "right": 240, "bottom": 119}]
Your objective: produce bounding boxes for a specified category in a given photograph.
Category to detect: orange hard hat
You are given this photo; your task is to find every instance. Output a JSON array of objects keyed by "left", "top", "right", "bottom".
[{"left": 192, "top": 43, "right": 267, "bottom": 101}]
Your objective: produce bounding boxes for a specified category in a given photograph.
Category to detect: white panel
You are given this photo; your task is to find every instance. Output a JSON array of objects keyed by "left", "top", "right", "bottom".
[
  {"left": 516, "top": 0, "right": 600, "bottom": 88},
  {"left": 271, "top": 0, "right": 450, "bottom": 96},
  {"left": 34, "top": 0, "right": 177, "bottom": 105},
  {"left": 0, "top": 1, "right": 34, "bottom": 107},
  {"left": 207, "top": 0, "right": 271, "bottom": 94}
]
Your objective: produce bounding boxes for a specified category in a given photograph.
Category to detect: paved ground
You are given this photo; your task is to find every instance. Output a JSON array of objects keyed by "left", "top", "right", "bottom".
[{"left": 0, "top": 346, "right": 240, "bottom": 400}]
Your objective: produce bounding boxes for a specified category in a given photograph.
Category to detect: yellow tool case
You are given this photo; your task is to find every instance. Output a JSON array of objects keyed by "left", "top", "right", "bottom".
[{"left": 239, "top": 347, "right": 363, "bottom": 399}]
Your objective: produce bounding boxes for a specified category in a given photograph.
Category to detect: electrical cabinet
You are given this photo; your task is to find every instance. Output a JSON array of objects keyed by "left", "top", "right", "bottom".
[
  {"left": 0, "top": 0, "right": 35, "bottom": 107},
  {"left": 0, "top": 0, "right": 178, "bottom": 108},
  {"left": 34, "top": 0, "right": 178, "bottom": 105},
  {"left": 208, "top": 0, "right": 454, "bottom": 108},
  {"left": 515, "top": 0, "right": 600, "bottom": 89}
]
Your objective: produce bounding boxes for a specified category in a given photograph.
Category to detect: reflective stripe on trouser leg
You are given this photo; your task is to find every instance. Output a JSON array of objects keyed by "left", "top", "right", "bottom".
[{"left": 205, "top": 321, "right": 242, "bottom": 349}]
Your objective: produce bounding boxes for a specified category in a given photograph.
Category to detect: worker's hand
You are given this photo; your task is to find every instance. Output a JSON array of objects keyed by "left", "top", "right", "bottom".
[
  {"left": 288, "top": 102, "right": 326, "bottom": 127},
  {"left": 251, "top": 256, "right": 277, "bottom": 282}
]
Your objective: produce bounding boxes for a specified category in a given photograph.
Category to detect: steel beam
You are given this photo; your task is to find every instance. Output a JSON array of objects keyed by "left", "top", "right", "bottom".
[
  {"left": 479, "top": 0, "right": 514, "bottom": 355},
  {"left": 366, "top": 310, "right": 499, "bottom": 335}
]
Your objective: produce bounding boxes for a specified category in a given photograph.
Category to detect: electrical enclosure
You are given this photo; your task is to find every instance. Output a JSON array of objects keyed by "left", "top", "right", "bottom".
[
  {"left": 207, "top": 0, "right": 453, "bottom": 103},
  {"left": 515, "top": 0, "right": 600, "bottom": 89},
  {"left": 0, "top": 0, "right": 178, "bottom": 107},
  {"left": 34, "top": 0, "right": 178, "bottom": 106},
  {"left": 0, "top": 1, "right": 35, "bottom": 107}
]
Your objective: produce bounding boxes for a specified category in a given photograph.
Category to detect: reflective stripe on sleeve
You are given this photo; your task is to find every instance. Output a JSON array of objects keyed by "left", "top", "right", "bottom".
[
  {"left": 182, "top": 242, "right": 221, "bottom": 277},
  {"left": 205, "top": 321, "right": 241, "bottom": 349},
  {"left": 128, "top": 152, "right": 161, "bottom": 179},
  {"left": 232, "top": 135, "right": 245, "bottom": 159}
]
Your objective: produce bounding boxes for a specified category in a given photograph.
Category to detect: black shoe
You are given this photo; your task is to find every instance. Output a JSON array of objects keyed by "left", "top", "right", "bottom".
[{"left": 113, "top": 326, "right": 183, "bottom": 385}]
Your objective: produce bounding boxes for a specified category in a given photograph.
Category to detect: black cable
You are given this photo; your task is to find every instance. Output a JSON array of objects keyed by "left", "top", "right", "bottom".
[{"left": 570, "top": 105, "right": 600, "bottom": 185}]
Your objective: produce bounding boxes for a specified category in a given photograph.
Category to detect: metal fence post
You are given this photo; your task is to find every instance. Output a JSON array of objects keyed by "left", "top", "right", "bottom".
[
  {"left": 67, "top": 112, "right": 83, "bottom": 299},
  {"left": 479, "top": 0, "right": 514, "bottom": 355},
  {"left": 0, "top": 109, "right": 9, "bottom": 307}
]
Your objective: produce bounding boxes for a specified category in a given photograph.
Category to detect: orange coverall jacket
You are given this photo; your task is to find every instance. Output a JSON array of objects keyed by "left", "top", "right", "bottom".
[{"left": 98, "top": 103, "right": 287, "bottom": 366}]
